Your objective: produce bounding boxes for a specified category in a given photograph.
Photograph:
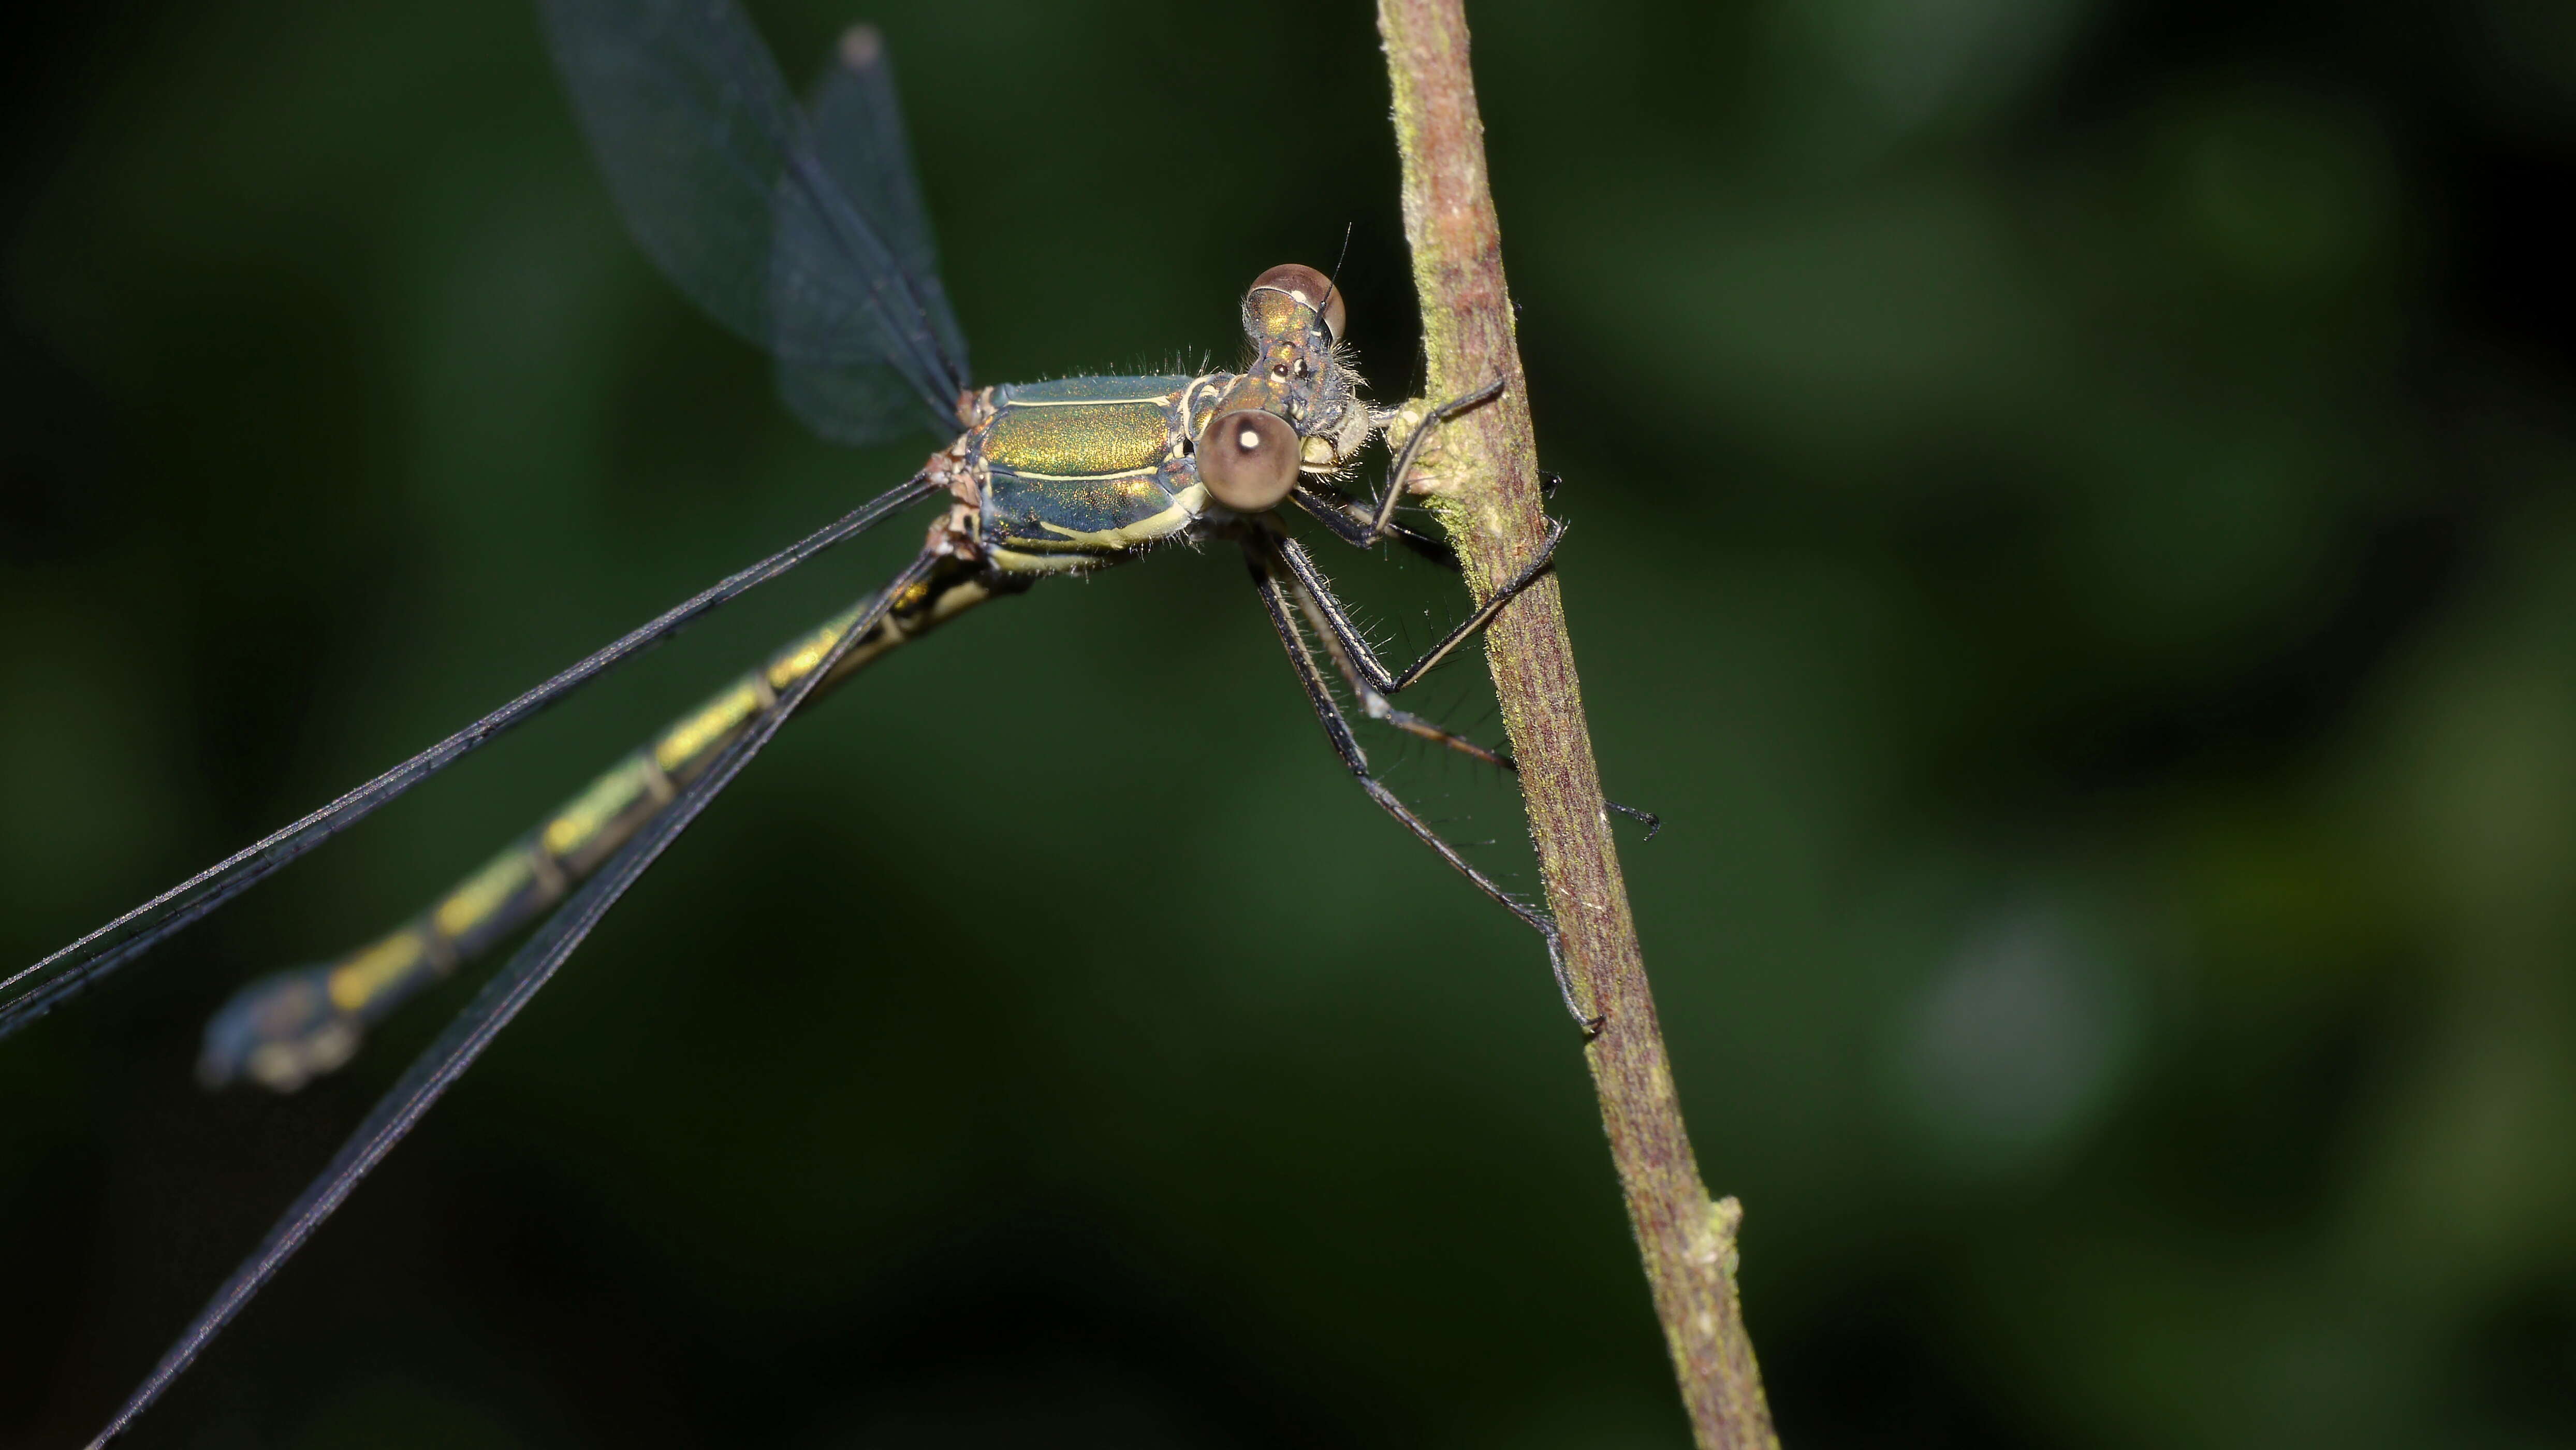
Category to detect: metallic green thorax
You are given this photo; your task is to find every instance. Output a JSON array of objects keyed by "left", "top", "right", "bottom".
[{"left": 969, "top": 374, "right": 1225, "bottom": 573}]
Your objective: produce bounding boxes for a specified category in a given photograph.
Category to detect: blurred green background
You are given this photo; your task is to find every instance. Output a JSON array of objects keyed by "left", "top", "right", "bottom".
[{"left": 5, "top": 0, "right": 2573, "bottom": 1444}]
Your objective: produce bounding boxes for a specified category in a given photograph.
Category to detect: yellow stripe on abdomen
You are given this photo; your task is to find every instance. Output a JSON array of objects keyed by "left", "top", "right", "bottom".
[{"left": 199, "top": 568, "right": 998, "bottom": 1093}]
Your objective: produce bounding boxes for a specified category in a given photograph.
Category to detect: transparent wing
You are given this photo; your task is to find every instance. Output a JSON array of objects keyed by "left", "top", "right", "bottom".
[
  {"left": 778, "top": 25, "right": 967, "bottom": 445},
  {"left": 82, "top": 551, "right": 944, "bottom": 1450},
  {"left": 1, "top": 474, "right": 939, "bottom": 1042},
  {"left": 777, "top": 359, "right": 938, "bottom": 446},
  {"left": 539, "top": 0, "right": 970, "bottom": 441},
  {"left": 806, "top": 26, "right": 946, "bottom": 322}
]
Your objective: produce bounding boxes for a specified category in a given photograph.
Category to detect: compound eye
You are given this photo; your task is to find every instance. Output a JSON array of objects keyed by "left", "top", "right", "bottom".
[
  {"left": 1198, "top": 409, "right": 1299, "bottom": 512},
  {"left": 1250, "top": 263, "right": 1348, "bottom": 341}
]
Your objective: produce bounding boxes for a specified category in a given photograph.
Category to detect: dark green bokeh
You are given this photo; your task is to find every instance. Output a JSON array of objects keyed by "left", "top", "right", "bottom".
[{"left": 5, "top": 0, "right": 2573, "bottom": 1444}]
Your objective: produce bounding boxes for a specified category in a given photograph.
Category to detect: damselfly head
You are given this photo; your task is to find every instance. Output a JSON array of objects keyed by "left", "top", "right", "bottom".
[
  {"left": 1231, "top": 263, "right": 1371, "bottom": 473},
  {"left": 1197, "top": 408, "right": 1300, "bottom": 512}
]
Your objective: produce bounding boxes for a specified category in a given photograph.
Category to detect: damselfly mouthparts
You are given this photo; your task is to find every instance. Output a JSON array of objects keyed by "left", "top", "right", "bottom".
[{"left": 12, "top": 2, "right": 1614, "bottom": 1441}]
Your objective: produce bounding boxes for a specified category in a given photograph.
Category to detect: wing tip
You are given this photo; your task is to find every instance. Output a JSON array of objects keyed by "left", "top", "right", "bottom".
[{"left": 838, "top": 23, "right": 885, "bottom": 72}]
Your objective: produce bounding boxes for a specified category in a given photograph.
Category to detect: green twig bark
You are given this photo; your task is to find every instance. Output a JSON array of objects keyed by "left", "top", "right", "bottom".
[{"left": 1374, "top": 3, "right": 1780, "bottom": 1445}]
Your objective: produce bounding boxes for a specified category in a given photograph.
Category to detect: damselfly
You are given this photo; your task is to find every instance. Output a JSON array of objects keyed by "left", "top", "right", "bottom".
[{"left": 12, "top": 1, "right": 1620, "bottom": 1441}]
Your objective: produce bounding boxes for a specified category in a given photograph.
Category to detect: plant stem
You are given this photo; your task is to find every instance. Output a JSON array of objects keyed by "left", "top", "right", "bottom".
[{"left": 1374, "top": 3, "right": 1780, "bottom": 1445}]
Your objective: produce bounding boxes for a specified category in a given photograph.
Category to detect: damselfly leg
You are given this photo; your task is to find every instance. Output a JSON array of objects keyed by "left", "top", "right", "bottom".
[
  {"left": 1276, "top": 524, "right": 1565, "bottom": 765},
  {"left": 1298, "top": 386, "right": 1664, "bottom": 837},
  {"left": 1364, "top": 376, "right": 1510, "bottom": 542},
  {"left": 1243, "top": 536, "right": 1592, "bottom": 1030},
  {"left": 1281, "top": 524, "right": 1566, "bottom": 699},
  {"left": 1289, "top": 480, "right": 1461, "bottom": 567},
  {"left": 1287, "top": 524, "right": 1663, "bottom": 839}
]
